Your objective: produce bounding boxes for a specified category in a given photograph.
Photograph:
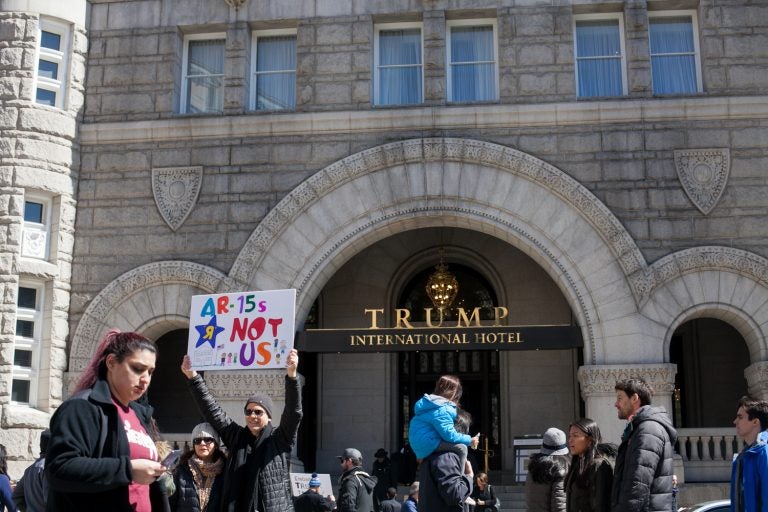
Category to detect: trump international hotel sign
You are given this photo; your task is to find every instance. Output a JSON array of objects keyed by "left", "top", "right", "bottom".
[{"left": 296, "top": 306, "right": 582, "bottom": 353}]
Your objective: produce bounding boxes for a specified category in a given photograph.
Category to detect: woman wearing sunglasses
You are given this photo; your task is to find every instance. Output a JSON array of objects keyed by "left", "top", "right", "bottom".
[
  {"left": 180, "top": 349, "right": 302, "bottom": 512},
  {"left": 170, "top": 423, "right": 225, "bottom": 512}
]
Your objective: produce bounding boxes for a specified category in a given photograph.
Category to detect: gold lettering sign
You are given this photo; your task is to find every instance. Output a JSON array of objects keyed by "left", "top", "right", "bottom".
[
  {"left": 348, "top": 331, "right": 524, "bottom": 348},
  {"left": 364, "top": 307, "right": 510, "bottom": 329}
]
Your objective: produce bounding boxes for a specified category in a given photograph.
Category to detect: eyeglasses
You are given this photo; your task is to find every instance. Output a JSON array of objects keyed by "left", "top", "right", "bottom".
[
  {"left": 193, "top": 437, "right": 215, "bottom": 445},
  {"left": 244, "top": 408, "right": 266, "bottom": 417}
]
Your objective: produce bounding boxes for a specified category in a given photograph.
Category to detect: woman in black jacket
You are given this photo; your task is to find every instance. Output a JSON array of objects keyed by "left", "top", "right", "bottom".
[
  {"left": 46, "top": 329, "right": 169, "bottom": 512},
  {"left": 471, "top": 472, "right": 499, "bottom": 512},
  {"left": 170, "top": 423, "right": 225, "bottom": 512},
  {"left": 180, "top": 349, "right": 302, "bottom": 512},
  {"left": 564, "top": 418, "right": 615, "bottom": 512},
  {"left": 525, "top": 428, "right": 570, "bottom": 512}
]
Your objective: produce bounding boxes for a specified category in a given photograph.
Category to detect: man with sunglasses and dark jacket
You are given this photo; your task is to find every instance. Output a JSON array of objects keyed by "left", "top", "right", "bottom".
[{"left": 181, "top": 349, "right": 302, "bottom": 512}]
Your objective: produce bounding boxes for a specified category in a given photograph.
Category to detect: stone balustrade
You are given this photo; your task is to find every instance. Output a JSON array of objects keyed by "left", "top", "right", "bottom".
[{"left": 676, "top": 427, "right": 740, "bottom": 482}]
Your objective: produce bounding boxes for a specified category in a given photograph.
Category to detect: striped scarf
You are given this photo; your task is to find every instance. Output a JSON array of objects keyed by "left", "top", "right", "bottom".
[{"left": 188, "top": 456, "right": 224, "bottom": 512}]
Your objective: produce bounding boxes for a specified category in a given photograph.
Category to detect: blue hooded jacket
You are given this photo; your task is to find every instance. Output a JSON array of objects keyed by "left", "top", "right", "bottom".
[
  {"left": 408, "top": 394, "right": 472, "bottom": 459},
  {"left": 731, "top": 437, "right": 768, "bottom": 512}
]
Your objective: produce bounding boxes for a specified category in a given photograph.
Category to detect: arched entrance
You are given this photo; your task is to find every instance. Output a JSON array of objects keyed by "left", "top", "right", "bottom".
[
  {"left": 670, "top": 318, "right": 749, "bottom": 428},
  {"left": 301, "top": 226, "right": 579, "bottom": 473},
  {"left": 149, "top": 328, "right": 204, "bottom": 434}
]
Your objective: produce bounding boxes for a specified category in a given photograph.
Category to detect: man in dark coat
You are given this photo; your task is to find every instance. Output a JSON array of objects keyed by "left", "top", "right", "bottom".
[
  {"left": 371, "top": 448, "right": 395, "bottom": 512},
  {"left": 294, "top": 473, "right": 335, "bottom": 512},
  {"left": 181, "top": 349, "right": 303, "bottom": 512},
  {"left": 379, "top": 487, "right": 402, "bottom": 512},
  {"left": 611, "top": 377, "right": 677, "bottom": 512},
  {"left": 13, "top": 429, "right": 50, "bottom": 512},
  {"left": 337, "top": 448, "right": 377, "bottom": 512},
  {"left": 418, "top": 410, "right": 474, "bottom": 512}
]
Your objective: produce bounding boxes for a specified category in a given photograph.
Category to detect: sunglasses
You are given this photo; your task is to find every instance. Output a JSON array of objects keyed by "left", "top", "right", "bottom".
[
  {"left": 244, "top": 408, "right": 266, "bottom": 417},
  {"left": 193, "top": 437, "right": 215, "bottom": 445}
]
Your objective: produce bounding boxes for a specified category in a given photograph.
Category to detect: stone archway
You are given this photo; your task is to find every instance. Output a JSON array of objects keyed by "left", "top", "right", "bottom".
[{"left": 231, "top": 137, "right": 650, "bottom": 365}]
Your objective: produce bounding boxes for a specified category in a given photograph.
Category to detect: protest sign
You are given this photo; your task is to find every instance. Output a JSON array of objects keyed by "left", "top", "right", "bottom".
[
  {"left": 290, "top": 473, "right": 334, "bottom": 497},
  {"left": 187, "top": 289, "right": 296, "bottom": 371}
]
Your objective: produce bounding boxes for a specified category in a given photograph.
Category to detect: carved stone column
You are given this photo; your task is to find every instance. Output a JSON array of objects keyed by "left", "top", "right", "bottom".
[
  {"left": 577, "top": 364, "right": 677, "bottom": 445},
  {"left": 745, "top": 362, "right": 768, "bottom": 400}
]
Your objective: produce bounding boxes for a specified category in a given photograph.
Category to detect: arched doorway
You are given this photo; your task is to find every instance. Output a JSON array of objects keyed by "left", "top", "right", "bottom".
[
  {"left": 670, "top": 318, "right": 750, "bottom": 428},
  {"left": 149, "top": 328, "right": 202, "bottom": 435},
  {"left": 397, "top": 263, "right": 502, "bottom": 470}
]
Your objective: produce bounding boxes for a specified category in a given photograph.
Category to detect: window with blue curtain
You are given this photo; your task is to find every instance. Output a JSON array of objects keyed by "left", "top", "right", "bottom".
[
  {"left": 255, "top": 34, "right": 297, "bottom": 110},
  {"left": 449, "top": 25, "right": 497, "bottom": 103},
  {"left": 649, "top": 16, "right": 698, "bottom": 94},
  {"left": 575, "top": 19, "right": 624, "bottom": 97},
  {"left": 376, "top": 28, "right": 422, "bottom": 106},
  {"left": 185, "top": 39, "right": 225, "bottom": 113}
]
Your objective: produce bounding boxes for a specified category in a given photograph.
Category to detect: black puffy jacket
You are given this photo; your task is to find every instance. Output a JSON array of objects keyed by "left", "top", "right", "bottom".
[
  {"left": 610, "top": 406, "right": 676, "bottom": 512},
  {"left": 526, "top": 453, "right": 569, "bottom": 512},
  {"left": 170, "top": 459, "right": 225, "bottom": 512},
  {"left": 186, "top": 374, "right": 302, "bottom": 512}
]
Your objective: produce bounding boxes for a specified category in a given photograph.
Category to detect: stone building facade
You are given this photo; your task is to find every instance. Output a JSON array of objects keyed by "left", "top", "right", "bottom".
[{"left": 1, "top": 0, "right": 767, "bottom": 487}]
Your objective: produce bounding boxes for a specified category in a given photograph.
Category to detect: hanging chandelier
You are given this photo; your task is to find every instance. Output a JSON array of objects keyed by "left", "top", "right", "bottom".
[{"left": 425, "top": 257, "right": 459, "bottom": 310}]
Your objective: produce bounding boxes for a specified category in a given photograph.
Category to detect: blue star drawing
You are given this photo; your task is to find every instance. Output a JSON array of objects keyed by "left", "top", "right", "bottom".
[{"left": 195, "top": 315, "right": 225, "bottom": 349}]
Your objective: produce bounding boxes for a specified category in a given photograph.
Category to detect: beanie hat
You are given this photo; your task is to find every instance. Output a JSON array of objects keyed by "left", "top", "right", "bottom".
[
  {"left": 308, "top": 473, "right": 321, "bottom": 488},
  {"left": 245, "top": 393, "right": 274, "bottom": 419},
  {"left": 540, "top": 427, "right": 568, "bottom": 456},
  {"left": 191, "top": 422, "right": 220, "bottom": 446}
]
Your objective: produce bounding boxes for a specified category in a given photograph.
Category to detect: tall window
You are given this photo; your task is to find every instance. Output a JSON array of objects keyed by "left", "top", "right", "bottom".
[
  {"left": 21, "top": 196, "right": 50, "bottom": 260},
  {"left": 447, "top": 20, "right": 498, "bottom": 103},
  {"left": 251, "top": 30, "right": 297, "bottom": 111},
  {"left": 374, "top": 23, "right": 423, "bottom": 106},
  {"left": 181, "top": 34, "right": 225, "bottom": 114},
  {"left": 36, "top": 19, "right": 70, "bottom": 108},
  {"left": 574, "top": 15, "right": 627, "bottom": 98},
  {"left": 13, "top": 282, "right": 43, "bottom": 405},
  {"left": 649, "top": 12, "right": 701, "bottom": 95}
]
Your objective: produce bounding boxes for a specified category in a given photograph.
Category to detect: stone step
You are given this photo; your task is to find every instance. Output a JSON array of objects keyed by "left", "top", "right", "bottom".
[{"left": 492, "top": 485, "right": 526, "bottom": 512}]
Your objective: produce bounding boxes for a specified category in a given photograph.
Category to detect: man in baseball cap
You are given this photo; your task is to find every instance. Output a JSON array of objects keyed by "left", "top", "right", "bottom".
[{"left": 337, "top": 448, "right": 377, "bottom": 512}]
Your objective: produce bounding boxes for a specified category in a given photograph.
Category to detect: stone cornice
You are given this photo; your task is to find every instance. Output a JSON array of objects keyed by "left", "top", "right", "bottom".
[
  {"left": 78, "top": 96, "right": 768, "bottom": 145},
  {"left": 577, "top": 364, "right": 678, "bottom": 396}
]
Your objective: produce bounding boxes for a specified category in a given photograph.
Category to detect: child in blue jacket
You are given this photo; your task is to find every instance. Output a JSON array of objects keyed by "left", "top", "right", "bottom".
[{"left": 408, "top": 375, "right": 479, "bottom": 470}]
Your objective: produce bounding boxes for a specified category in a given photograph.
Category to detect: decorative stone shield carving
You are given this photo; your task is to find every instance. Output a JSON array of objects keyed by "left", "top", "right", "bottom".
[
  {"left": 674, "top": 148, "right": 730, "bottom": 215},
  {"left": 152, "top": 166, "right": 203, "bottom": 231}
]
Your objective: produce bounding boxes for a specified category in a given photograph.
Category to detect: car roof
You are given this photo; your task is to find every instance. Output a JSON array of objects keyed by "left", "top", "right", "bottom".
[{"left": 683, "top": 499, "right": 730, "bottom": 511}]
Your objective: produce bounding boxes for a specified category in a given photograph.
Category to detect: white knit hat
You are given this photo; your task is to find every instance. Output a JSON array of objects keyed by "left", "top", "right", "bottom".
[
  {"left": 191, "top": 422, "right": 220, "bottom": 446},
  {"left": 540, "top": 427, "right": 568, "bottom": 456}
]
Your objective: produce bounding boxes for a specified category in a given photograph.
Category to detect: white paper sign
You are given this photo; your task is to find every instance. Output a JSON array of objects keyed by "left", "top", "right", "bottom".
[
  {"left": 187, "top": 289, "right": 296, "bottom": 371},
  {"left": 289, "top": 472, "right": 334, "bottom": 497}
]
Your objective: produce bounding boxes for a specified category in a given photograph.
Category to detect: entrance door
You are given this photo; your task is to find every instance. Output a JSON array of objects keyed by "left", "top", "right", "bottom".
[{"left": 398, "top": 350, "right": 501, "bottom": 471}]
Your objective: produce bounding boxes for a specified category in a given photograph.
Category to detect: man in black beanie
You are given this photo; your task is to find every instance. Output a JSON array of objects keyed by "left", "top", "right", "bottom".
[{"left": 181, "top": 349, "right": 303, "bottom": 512}]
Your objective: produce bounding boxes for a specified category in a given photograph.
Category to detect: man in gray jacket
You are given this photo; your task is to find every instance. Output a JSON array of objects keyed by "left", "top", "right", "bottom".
[{"left": 611, "top": 377, "right": 677, "bottom": 512}]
